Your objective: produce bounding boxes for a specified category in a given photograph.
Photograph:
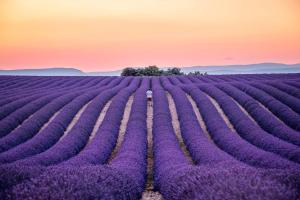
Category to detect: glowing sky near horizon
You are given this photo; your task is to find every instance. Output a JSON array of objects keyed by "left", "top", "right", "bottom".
[{"left": 0, "top": 0, "right": 299, "bottom": 71}]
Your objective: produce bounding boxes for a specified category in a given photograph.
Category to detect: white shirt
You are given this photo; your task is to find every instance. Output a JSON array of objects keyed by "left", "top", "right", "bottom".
[{"left": 146, "top": 90, "right": 152, "bottom": 98}]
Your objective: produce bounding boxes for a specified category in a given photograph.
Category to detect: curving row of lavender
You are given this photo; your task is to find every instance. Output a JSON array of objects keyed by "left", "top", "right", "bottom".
[{"left": 0, "top": 74, "right": 300, "bottom": 200}]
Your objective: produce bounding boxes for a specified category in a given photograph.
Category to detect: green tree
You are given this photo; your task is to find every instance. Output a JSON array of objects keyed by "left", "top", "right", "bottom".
[
  {"left": 164, "top": 67, "right": 184, "bottom": 75},
  {"left": 121, "top": 66, "right": 187, "bottom": 76},
  {"left": 121, "top": 67, "right": 137, "bottom": 76},
  {"left": 143, "top": 65, "right": 162, "bottom": 76},
  {"left": 188, "top": 71, "right": 208, "bottom": 75}
]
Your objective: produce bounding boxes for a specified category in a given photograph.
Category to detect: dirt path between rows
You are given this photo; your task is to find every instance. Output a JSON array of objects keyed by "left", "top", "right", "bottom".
[
  {"left": 141, "top": 99, "right": 163, "bottom": 200},
  {"left": 186, "top": 94, "right": 213, "bottom": 141},
  {"left": 166, "top": 93, "right": 194, "bottom": 164},
  {"left": 205, "top": 94, "right": 238, "bottom": 134},
  {"left": 58, "top": 101, "right": 92, "bottom": 141},
  {"left": 108, "top": 95, "right": 134, "bottom": 161},
  {"left": 87, "top": 100, "right": 112, "bottom": 144}
]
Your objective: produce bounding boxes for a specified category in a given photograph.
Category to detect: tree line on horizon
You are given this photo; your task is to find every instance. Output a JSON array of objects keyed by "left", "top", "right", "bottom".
[{"left": 121, "top": 66, "right": 208, "bottom": 76}]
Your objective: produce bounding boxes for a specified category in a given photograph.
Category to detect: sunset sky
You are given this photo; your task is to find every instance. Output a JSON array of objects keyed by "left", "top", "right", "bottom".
[{"left": 0, "top": 0, "right": 299, "bottom": 72}]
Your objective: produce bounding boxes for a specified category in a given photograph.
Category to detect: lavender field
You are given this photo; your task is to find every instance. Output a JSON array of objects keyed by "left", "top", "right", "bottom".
[{"left": 0, "top": 74, "right": 300, "bottom": 200}]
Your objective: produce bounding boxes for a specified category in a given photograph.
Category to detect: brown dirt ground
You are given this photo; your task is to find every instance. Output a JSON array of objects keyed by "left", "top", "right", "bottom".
[
  {"left": 109, "top": 95, "right": 134, "bottom": 162},
  {"left": 166, "top": 93, "right": 194, "bottom": 164},
  {"left": 141, "top": 100, "right": 164, "bottom": 200},
  {"left": 87, "top": 100, "right": 112, "bottom": 145},
  {"left": 59, "top": 101, "right": 91, "bottom": 141},
  {"left": 186, "top": 94, "right": 213, "bottom": 141},
  {"left": 39, "top": 110, "right": 61, "bottom": 132},
  {"left": 205, "top": 94, "right": 238, "bottom": 134}
]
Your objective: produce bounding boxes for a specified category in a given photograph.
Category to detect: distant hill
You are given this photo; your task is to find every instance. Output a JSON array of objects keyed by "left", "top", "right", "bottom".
[
  {"left": 0, "top": 63, "right": 299, "bottom": 76},
  {"left": 86, "top": 70, "right": 122, "bottom": 76},
  {"left": 0, "top": 68, "right": 85, "bottom": 76},
  {"left": 180, "top": 63, "right": 300, "bottom": 75}
]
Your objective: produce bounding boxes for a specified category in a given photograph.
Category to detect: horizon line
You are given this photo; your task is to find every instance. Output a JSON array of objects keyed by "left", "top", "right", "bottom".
[{"left": 1, "top": 61, "right": 300, "bottom": 73}]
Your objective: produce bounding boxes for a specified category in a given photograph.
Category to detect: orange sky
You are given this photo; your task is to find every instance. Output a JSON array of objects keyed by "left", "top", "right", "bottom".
[{"left": 0, "top": 0, "right": 299, "bottom": 71}]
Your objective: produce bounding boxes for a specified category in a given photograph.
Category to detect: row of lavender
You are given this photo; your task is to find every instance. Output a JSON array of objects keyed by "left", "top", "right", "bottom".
[
  {"left": 0, "top": 74, "right": 300, "bottom": 199},
  {"left": 0, "top": 76, "right": 148, "bottom": 199},
  {"left": 157, "top": 76, "right": 300, "bottom": 199}
]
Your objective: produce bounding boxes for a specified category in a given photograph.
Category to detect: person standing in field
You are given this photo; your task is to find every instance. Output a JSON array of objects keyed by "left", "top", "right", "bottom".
[
  {"left": 146, "top": 90, "right": 152, "bottom": 101},
  {"left": 146, "top": 90, "right": 152, "bottom": 106}
]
